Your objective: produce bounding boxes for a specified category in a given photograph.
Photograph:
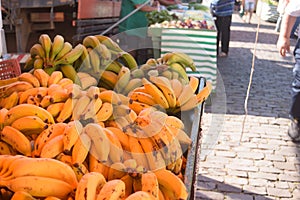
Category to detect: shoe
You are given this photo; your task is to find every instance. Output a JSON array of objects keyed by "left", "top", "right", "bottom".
[
  {"left": 288, "top": 118, "right": 300, "bottom": 143},
  {"left": 219, "top": 52, "right": 227, "bottom": 57}
]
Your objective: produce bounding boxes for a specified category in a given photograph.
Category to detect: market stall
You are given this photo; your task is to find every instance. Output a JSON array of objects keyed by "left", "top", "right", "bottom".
[{"left": 148, "top": 7, "right": 218, "bottom": 89}]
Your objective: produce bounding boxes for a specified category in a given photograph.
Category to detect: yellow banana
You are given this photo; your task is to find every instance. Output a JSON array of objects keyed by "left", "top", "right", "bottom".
[
  {"left": 126, "top": 191, "right": 155, "bottom": 200},
  {"left": 161, "top": 69, "right": 173, "bottom": 80},
  {"left": 54, "top": 41, "right": 73, "bottom": 61},
  {"left": 60, "top": 64, "right": 82, "bottom": 85},
  {"left": 63, "top": 120, "right": 83, "bottom": 153},
  {"left": 122, "top": 78, "right": 143, "bottom": 96},
  {"left": 164, "top": 115, "right": 184, "bottom": 130},
  {"left": 18, "top": 72, "right": 40, "bottom": 87},
  {"left": 95, "top": 102, "right": 113, "bottom": 122},
  {"left": 103, "top": 128, "right": 124, "bottom": 163},
  {"left": 107, "top": 162, "right": 127, "bottom": 181},
  {"left": 57, "top": 77, "right": 74, "bottom": 88},
  {"left": 49, "top": 88, "right": 69, "bottom": 103},
  {"left": 18, "top": 88, "right": 40, "bottom": 104},
  {"left": 3, "top": 81, "right": 34, "bottom": 97},
  {"left": 55, "top": 152, "right": 72, "bottom": 165},
  {"left": 86, "top": 85, "right": 101, "bottom": 99},
  {"left": 71, "top": 132, "right": 92, "bottom": 164},
  {"left": 0, "top": 126, "right": 32, "bottom": 156},
  {"left": 75, "top": 172, "right": 106, "bottom": 200},
  {"left": 173, "top": 156, "right": 183, "bottom": 175},
  {"left": 65, "top": 83, "right": 83, "bottom": 99},
  {"left": 56, "top": 97, "right": 78, "bottom": 123},
  {"left": 98, "top": 90, "right": 121, "bottom": 105},
  {"left": 33, "top": 69, "right": 50, "bottom": 87},
  {"left": 48, "top": 70, "right": 64, "bottom": 86},
  {"left": 99, "top": 70, "right": 118, "bottom": 90},
  {"left": 141, "top": 171, "right": 159, "bottom": 200},
  {"left": 49, "top": 34, "right": 65, "bottom": 62},
  {"left": 189, "top": 76, "right": 199, "bottom": 93},
  {"left": 39, "top": 95, "right": 52, "bottom": 108},
  {"left": 47, "top": 102, "right": 65, "bottom": 118},
  {"left": 0, "top": 107, "right": 8, "bottom": 130},
  {"left": 128, "top": 100, "right": 152, "bottom": 115},
  {"left": 84, "top": 123, "right": 110, "bottom": 162},
  {"left": 0, "top": 176, "right": 73, "bottom": 199},
  {"left": 80, "top": 75, "right": 98, "bottom": 90},
  {"left": 88, "top": 153, "right": 110, "bottom": 180},
  {"left": 3, "top": 156, "right": 78, "bottom": 188},
  {"left": 0, "top": 141, "right": 16, "bottom": 155},
  {"left": 142, "top": 78, "right": 169, "bottom": 109},
  {"left": 71, "top": 162, "right": 89, "bottom": 182},
  {"left": 169, "top": 79, "right": 183, "bottom": 99},
  {"left": 72, "top": 95, "right": 91, "bottom": 120},
  {"left": 149, "top": 76, "right": 176, "bottom": 108},
  {"left": 128, "top": 135, "right": 149, "bottom": 169},
  {"left": 39, "top": 34, "right": 52, "bottom": 63},
  {"left": 33, "top": 123, "right": 67, "bottom": 157},
  {"left": 128, "top": 91, "right": 157, "bottom": 106},
  {"left": 29, "top": 43, "right": 46, "bottom": 60},
  {"left": 154, "top": 169, "right": 188, "bottom": 200},
  {"left": 54, "top": 43, "right": 84, "bottom": 66},
  {"left": 138, "top": 137, "right": 166, "bottom": 171},
  {"left": 96, "top": 179, "right": 126, "bottom": 200},
  {"left": 1, "top": 91, "right": 19, "bottom": 110},
  {"left": 40, "top": 134, "right": 64, "bottom": 158},
  {"left": 11, "top": 115, "right": 48, "bottom": 135},
  {"left": 179, "top": 81, "right": 212, "bottom": 112},
  {"left": 11, "top": 190, "right": 37, "bottom": 200},
  {"left": 4, "top": 104, "right": 55, "bottom": 126},
  {"left": 105, "top": 126, "right": 130, "bottom": 152},
  {"left": 176, "top": 84, "right": 195, "bottom": 107},
  {"left": 82, "top": 97, "right": 103, "bottom": 120}
]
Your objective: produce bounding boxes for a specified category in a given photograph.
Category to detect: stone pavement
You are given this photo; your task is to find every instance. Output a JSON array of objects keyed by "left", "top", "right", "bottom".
[{"left": 195, "top": 12, "right": 300, "bottom": 200}]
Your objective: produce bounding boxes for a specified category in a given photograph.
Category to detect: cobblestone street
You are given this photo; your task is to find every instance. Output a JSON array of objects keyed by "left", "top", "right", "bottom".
[{"left": 196, "top": 13, "right": 300, "bottom": 199}]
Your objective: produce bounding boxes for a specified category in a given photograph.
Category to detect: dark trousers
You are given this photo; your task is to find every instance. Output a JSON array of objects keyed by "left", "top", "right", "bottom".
[
  {"left": 291, "top": 38, "right": 300, "bottom": 119},
  {"left": 214, "top": 15, "right": 232, "bottom": 55}
]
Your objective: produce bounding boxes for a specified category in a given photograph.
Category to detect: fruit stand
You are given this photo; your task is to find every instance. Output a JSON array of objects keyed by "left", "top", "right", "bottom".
[
  {"left": 148, "top": 8, "right": 217, "bottom": 89},
  {"left": 0, "top": 32, "right": 211, "bottom": 199}
]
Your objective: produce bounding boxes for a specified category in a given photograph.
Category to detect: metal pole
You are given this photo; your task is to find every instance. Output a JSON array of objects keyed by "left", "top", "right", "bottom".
[
  {"left": 0, "top": 0, "right": 7, "bottom": 57},
  {"left": 100, "top": 0, "right": 152, "bottom": 35}
]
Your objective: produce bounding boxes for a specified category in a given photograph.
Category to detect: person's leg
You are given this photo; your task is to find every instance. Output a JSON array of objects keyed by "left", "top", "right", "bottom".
[
  {"left": 214, "top": 17, "right": 222, "bottom": 56},
  {"left": 248, "top": 2, "right": 254, "bottom": 23},
  {"left": 289, "top": 38, "right": 300, "bottom": 142},
  {"left": 220, "top": 15, "right": 232, "bottom": 55}
]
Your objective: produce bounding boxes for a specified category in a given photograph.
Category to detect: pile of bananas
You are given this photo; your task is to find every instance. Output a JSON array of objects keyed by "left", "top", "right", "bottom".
[
  {"left": 0, "top": 33, "right": 213, "bottom": 199},
  {"left": 0, "top": 70, "right": 193, "bottom": 199}
]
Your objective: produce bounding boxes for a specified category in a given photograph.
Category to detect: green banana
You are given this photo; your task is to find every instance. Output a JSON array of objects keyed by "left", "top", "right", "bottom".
[
  {"left": 116, "top": 51, "right": 138, "bottom": 70},
  {"left": 166, "top": 52, "right": 197, "bottom": 72},
  {"left": 60, "top": 64, "right": 82, "bottom": 86},
  {"left": 54, "top": 44, "right": 84, "bottom": 66}
]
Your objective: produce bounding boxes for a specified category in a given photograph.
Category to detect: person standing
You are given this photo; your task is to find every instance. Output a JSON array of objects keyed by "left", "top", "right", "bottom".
[
  {"left": 243, "top": 0, "right": 255, "bottom": 23},
  {"left": 210, "top": 0, "right": 235, "bottom": 57},
  {"left": 118, "top": 0, "right": 158, "bottom": 59},
  {"left": 277, "top": 0, "right": 300, "bottom": 142}
]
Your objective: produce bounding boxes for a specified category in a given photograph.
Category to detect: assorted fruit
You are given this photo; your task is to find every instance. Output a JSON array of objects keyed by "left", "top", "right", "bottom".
[{"left": 0, "top": 34, "right": 212, "bottom": 200}]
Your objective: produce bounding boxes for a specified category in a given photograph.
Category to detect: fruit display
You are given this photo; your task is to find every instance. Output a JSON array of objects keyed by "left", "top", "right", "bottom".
[{"left": 0, "top": 33, "right": 211, "bottom": 199}]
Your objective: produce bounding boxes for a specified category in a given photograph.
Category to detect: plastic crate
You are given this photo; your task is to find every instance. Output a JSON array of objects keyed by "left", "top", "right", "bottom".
[{"left": 0, "top": 59, "right": 21, "bottom": 80}]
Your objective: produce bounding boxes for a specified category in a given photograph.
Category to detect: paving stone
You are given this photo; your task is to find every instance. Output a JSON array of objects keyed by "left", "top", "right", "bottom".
[
  {"left": 248, "top": 178, "right": 268, "bottom": 187},
  {"left": 278, "top": 174, "right": 300, "bottom": 182},
  {"left": 248, "top": 172, "right": 278, "bottom": 181},
  {"left": 274, "top": 182, "right": 290, "bottom": 189},
  {"left": 217, "top": 183, "right": 242, "bottom": 193},
  {"left": 237, "top": 152, "right": 265, "bottom": 160},
  {"left": 195, "top": 190, "right": 224, "bottom": 200},
  {"left": 215, "top": 150, "right": 237, "bottom": 158},
  {"left": 264, "top": 154, "right": 285, "bottom": 162},
  {"left": 225, "top": 193, "right": 254, "bottom": 200},
  {"left": 224, "top": 177, "right": 248, "bottom": 185},
  {"left": 243, "top": 185, "right": 267, "bottom": 195},
  {"left": 267, "top": 187, "right": 292, "bottom": 198},
  {"left": 198, "top": 181, "right": 217, "bottom": 191},
  {"left": 227, "top": 169, "right": 248, "bottom": 178},
  {"left": 273, "top": 162, "right": 297, "bottom": 171}
]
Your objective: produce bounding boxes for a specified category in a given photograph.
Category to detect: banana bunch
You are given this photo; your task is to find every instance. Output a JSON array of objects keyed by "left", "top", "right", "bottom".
[
  {"left": 141, "top": 52, "right": 197, "bottom": 83},
  {"left": 78, "top": 35, "right": 138, "bottom": 78},
  {"left": 0, "top": 155, "right": 78, "bottom": 199},
  {"left": 126, "top": 75, "right": 211, "bottom": 114},
  {"left": 25, "top": 34, "right": 84, "bottom": 78}
]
